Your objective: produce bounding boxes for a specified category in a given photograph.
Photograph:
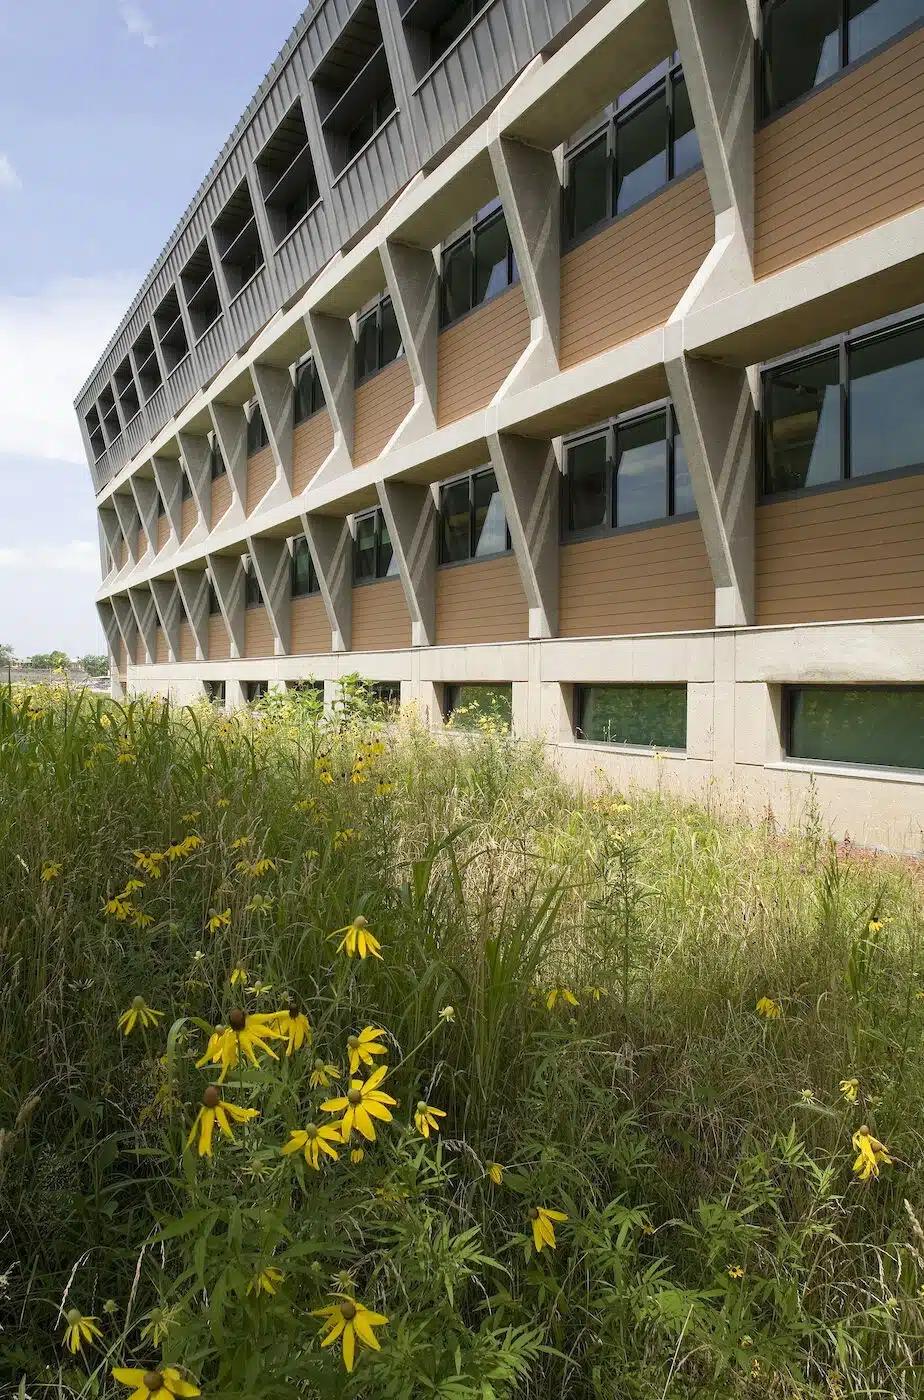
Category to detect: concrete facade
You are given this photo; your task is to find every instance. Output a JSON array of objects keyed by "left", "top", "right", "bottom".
[{"left": 81, "top": 0, "right": 924, "bottom": 851}]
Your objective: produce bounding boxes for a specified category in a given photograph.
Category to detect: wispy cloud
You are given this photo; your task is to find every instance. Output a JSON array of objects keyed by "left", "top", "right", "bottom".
[
  {"left": 0, "top": 541, "right": 99, "bottom": 575},
  {"left": 0, "top": 154, "right": 22, "bottom": 192},
  {"left": 120, "top": 2, "right": 162, "bottom": 48}
]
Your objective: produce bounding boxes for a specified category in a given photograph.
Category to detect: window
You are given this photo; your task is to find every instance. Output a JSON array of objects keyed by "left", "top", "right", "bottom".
[
  {"left": 439, "top": 467, "right": 510, "bottom": 563},
  {"left": 245, "top": 563, "right": 263, "bottom": 609},
  {"left": 564, "top": 55, "right": 701, "bottom": 242},
  {"left": 440, "top": 204, "right": 517, "bottom": 327},
  {"left": 154, "top": 287, "right": 189, "bottom": 373},
  {"left": 563, "top": 404, "right": 695, "bottom": 538},
  {"left": 355, "top": 296, "right": 403, "bottom": 383},
  {"left": 245, "top": 681, "right": 270, "bottom": 703},
  {"left": 443, "top": 683, "right": 513, "bottom": 732},
  {"left": 762, "top": 314, "right": 924, "bottom": 494},
  {"left": 181, "top": 471, "right": 192, "bottom": 500},
  {"left": 294, "top": 358, "right": 325, "bottom": 423},
  {"left": 85, "top": 406, "right": 106, "bottom": 461},
  {"left": 353, "top": 508, "right": 399, "bottom": 583},
  {"left": 787, "top": 686, "right": 924, "bottom": 769},
  {"left": 204, "top": 679, "right": 226, "bottom": 704},
  {"left": 181, "top": 241, "right": 221, "bottom": 340},
  {"left": 369, "top": 681, "right": 401, "bottom": 710},
  {"left": 575, "top": 684, "right": 687, "bottom": 749},
  {"left": 132, "top": 326, "right": 162, "bottom": 401},
  {"left": 208, "top": 583, "right": 222, "bottom": 615},
  {"left": 247, "top": 405, "right": 269, "bottom": 457},
  {"left": 98, "top": 386, "right": 122, "bottom": 446},
  {"left": 213, "top": 180, "right": 265, "bottom": 298},
  {"left": 291, "top": 537, "right": 320, "bottom": 597},
  {"left": 256, "top": 101, "right": 320, "bottom": 246},
  {"left": 313, "top": 0, "right": 396, "bottom": 173},
  {"left": 156, "top": 492, "right": 166, "bottom": 517},
  {"left": 210, "top": 440, "right": 226, "bottom": 481}
]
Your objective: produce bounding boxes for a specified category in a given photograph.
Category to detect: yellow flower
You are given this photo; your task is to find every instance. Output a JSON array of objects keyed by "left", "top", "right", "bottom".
[
  {"left": 116, "top": 751, "right": 136, "bottom": 765},
  {"left": 583, "top": 985, "right": 608, "bottom": 1001},
  {"left": 439, "top": 1005, "right": 455, "bottom": 1022},
  {"left": 41, "top": 861, "right": 62, "bottom": 882},
  {"left": 197, "top": 1009, "right": 284, "bottom": 1080},
  {"left": 319, "top": 770, "right": 335, "bottom": 786},
  {"left": 756, "top": 997, "right": 782, "bottom": 1019},
  {"left": 312, "top": 1296, "right": 388, "bottom": 1372},
  {"left": 281, "top": 1121, "right": 342, "bottom": 1169},
  {"left": 186, "top": 1085, "right": 259, "bottom": 1156},
  {"left": 800, "top": 1088, "right": 815, "bottom": 1102},
  {"left": 207, "top": 908, "right": 231, "bottom": 932},
  {"left": 530, "top": 1206, "right": 567, "bottom": 1252},
  {"left": 487, "top": 1162, "right": 504, "bottom": 1185},
  {"left": 310, "top": 1060, "right": 340, "bottom": 1089},
  {"left": 414, "top": 1101, "right": 446, "bottom": 1138},
  {"left": 322, "top": 1066, "right": 397, "bottom": 1142},
  {"left": 62, "top": 1308, "right": 103, "bottom": 1354},
  {"left": 104, "top": 896, "right": 133, "bottom": 920},
  {"left": 112, "top": 1367, "right": 200, "bottom": 1400},
  {"left": 869, "top": 917, "right": 892, "bottom": 933},
  {"left": 350, "top": 770, "right": 366, "bottom": 785},
  {"left": 727, "top": 1265, "right": 745, "bottom": 1279},
  {"left": 375, "top": 782, "right": 394, "bottom": 796},
  {"left": 100, "top": 713, "right": 112, "bottom": 728},
  {"left": 347, "top": 1026, "right": 387, "bottom": 1073},
  {"left": 840, "top": 1078, "right": 859, "bottom": 1102},
  {"left": 351, "top": 1148, "right": 365, "bottom": 1163},
  {"left": 333, "top": 828, "right": 357, "bottom": 848},
  {"left": 231, "top": 835, "right": 250, "bottom": 850},
  {"left": 123, "top": 879, "right": 145, "bottom": 895},
  {"left": 331, "top": 915, "right": 382, "bottom": 960},
  {"left": 216, "top": 796, "right": 230, "bottom": 808},
  {"left": 140, "top": 1306, "right": 178, "bottom": 1347},
  {"left": 546, "top": 986, "right": 578, "bottom": 1010},
  {"left": 247, "top": 1266, "right": 285, "bottom": 1296},
  {"left": 230, "top": 967, "right": 248, "bottom": 986},
  {"left": 236, "top": 857, "right": 276, "bottom": 878},
  {"left": 852, "top": 1125, "right": 893, "bottom": 1181},
  {"left": 130, "top": 908, "right": 155, "bottom": 930},
  {"left": 118, "top": 996, "right": 164, "bottom": 1036},
  {"left": 181, "top": 811, "right": 200, "bottom": 824},
  {"left": 275, "top": 1003, "right": 312, "bottom": 1055}
]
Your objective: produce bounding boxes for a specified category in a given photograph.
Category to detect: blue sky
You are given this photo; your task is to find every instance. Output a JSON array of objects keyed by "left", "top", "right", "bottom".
[{"left": 0, "top": 1, "right": 307, "bottom": 658}]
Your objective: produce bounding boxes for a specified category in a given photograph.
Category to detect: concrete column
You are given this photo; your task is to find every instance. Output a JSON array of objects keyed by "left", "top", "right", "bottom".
[
  {"left": 251, "top": 362, "right": 294, "bottom": 492},
  {"left": 376, "top": 480, "right": 436, "bottom": 647},
  {"left": 381, "top": 240, "right": 439, "bottom": 442},
  {"left": 226, "top": 679, "right": 246, "bottom": 712},
  {"left": 175, "top": 567, "right": 211, "bottom": 662},
  {"left": 489, "top": 135, "right": 560, "bottom": 389},
  {"left": 207, "top": 554, "right": 246, "bottom": 659},
  {"left": 99, "top": 506, "right": 122, "bottom": 577},
  {"left": 248, "top": 535, "right": 292, "bottom": 657},
  {"left": 150, "top": 577, "right": 182, "bottom": 662},
  {"left": 209, "top": 402, "right": 248, "bottom": 522},
  {"left": 301, "top": 512, "right": 352, "bottom": 653},
  {"left": 665, "top": 350, "right": 756, "bottom": 627},
  {"left": 112, "top": 493, "right": 140, "bottom": 565},
  {"left": 111, "top": 593, "right": 138, "bottom": 660},
  {"left": 152, "top": 455, "right": 184, "bottom": 545},
  {"left": 305, "top": 311, "right": 354, "bottom": 482},
  {"left": 128, "top": 586, "right": 158, "bottom": 664},
  {"left": 488, "top": 431, "right": 559, "bottom": 639},
  {"left": 130, "top": 476, "right": 158, "bottom": 561},
  {"left": 96, "top": 599, "right": 122, "bottom": 671},
  {"left": 178, "top": 432, "right": 212, "bottom": 532}
]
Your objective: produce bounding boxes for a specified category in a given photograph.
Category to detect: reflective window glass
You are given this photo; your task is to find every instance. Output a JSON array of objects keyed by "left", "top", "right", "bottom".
[
  {"left": 673, "top": 428, "right": 697, "bottom": 515},
  {"left": 789, "top": 686, "right": 924, "bottom": 769},
  {"left": 849, "top": 323, "right": 924, "bottom": 478},
  {"left": 379, "top": 516, "right": 398, "bottom": 577},
  {"left": 247, "top": 407, "right": 267, "bottom": 457},
  {"left": 848, "top": 0, "right": 924, "bottom": 59},
  {"left": 440, "top": 479, "right": 471, "bottom": 562},
  {"left": 567, "top": 435, "right": 609, "bottom": 532},
  {"left": 291, "top": 538, "right": 318, "bottom": 597},
  {"left": 671, "top": 74, "right": 701, "bottom": 177},
  {"left": 444, "top": 682, "right": 513, "bottom": 732},
  {"left": 473, "top": 470, "right": 507, "bottom": 556},
  {"left": 618, "top": 58, "right": 670, "bottom": 109},
  {"left": 294, "top": 360, "right": 322, "bottom": 423},
  {"left": 569, "top": 133, "right": 609, "bottom": 239},
  {"left": 354, "top": 514, "right": 376, "bottom": 580},
  {"left": 245, "top": 567, "right": 263, "bottom": 609},
  {"left": 473, "top": 213, "right": 510, "bottom": 305},
  {"left": 615, "top": 412, "right": 668, "bottom": 526},
  {"left": 441, "top": 240, "right": 473, "bottom": 324},
  {"left": 577, "top": 684, "right": 687, "bottom": 748},
  {"left": 380, "top": 297, "right": 402, "bottom": 367},
  {"left": 764, "top": 353, "right": 841, "bottom": 493},
  {"left": 616, "top": 92, "right": 667, "bottom": 214},
  {"left": 356, "top": 313, "right": 378, "bottom": 381},
  {"left": 763, "top": 0, "right": 841, "bottom": 113}
]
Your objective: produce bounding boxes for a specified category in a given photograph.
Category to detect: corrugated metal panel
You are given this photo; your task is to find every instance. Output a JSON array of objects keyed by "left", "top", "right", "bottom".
[{"left": 124, "top": 412, "right": 149, "bottom": 460}]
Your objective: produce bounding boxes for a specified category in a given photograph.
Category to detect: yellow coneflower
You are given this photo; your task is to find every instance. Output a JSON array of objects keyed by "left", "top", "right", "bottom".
[
  {"left": 310, "top": 1060, "right": 340, "bottom": 1089},
  {"left": 181, "top": 811, "right": 201, "bottom": 824},
  {"left": 727, "top": 1265, "right": 745, "bottom": 1279},
  {"left": 186, "top": 1085, "right": 259, "bottom": 1156},
  {"left": 331, "top": 915, "right": 382, "bottom": 960},
  {"left": 118, "top": 996, "right": 164, "bottom": 1036},
  {"left": 319, "top": 770, "right": 335, "bottom": 786},
  {"left": 275, "top": 1002, "right": 312, "bottom": 1055},
  {"left": 112, "top": 1367, "right": 200, "bottom": 1400},
  {"left": 246, "top": 1266, "right": 285, "bottom": 1296},
  {"left": 439, "top": 1005, "right": 455, "bottom": 1022},
  {"left": 281, "top": 1122, "right": 342, "bottom": 1169},
  {"left": 529, "top": 1206, "right": 567, "bottom": 1252},
  {"left": 322, "top": 1066, "right": 396, "bottom": 1142},
  {"left": 198, "top": 1009, "right": 284, "bottom": 1080},
  {"left": 346, "top": 1026, "right": 387, "bottom": 1073},
  {"left": 756, "top": 997, "right": 782, "bottom": 1019},
  {"left": 332, "top": 828, "right": 357, "bottom": 848},
  {"left": 351, "top": 1148, "right": 365, "bottom": 1163},
  {"left": 41, "top": 862, "right": 62, "bottom": 882},
  {"left": 207, "top": 908, "right": 231, "bottom": 932},
  {"left": 487, "top": 1162, "right": 504, "bottom": 1185},
  {"left": 216, "top": 797, "right": 230, "bottom": 808},
  {"left": 230, "top": 967, "right": 248, "bottom": 987},
  {"left": 375, "top": 782, "right": 394, "bottom": 796},
  {"left": 840, "top": 1078, "right": 859, "bottom": 1102},
  {"left": 852, "top": 1125, "right": 893, "bottom": 1181},
  {"left": 546, "top": 986, "right": 578, "bottom": 1010},
  {"left": 312, "top": 1296, "right": 388, "bottom": 1372},
  {"left": 62, "top": 1308, "right": 103, "bottom": 1354},
  {"left": 236, "top": 857, "right": 276, "bottom": 878},
  {"left": 231, "top": 836, "right": 250, "bottom": 850},
  {"left": 582, "top": 985, "right": 608, "bottom": 1002},
  {"left": 140, "top": 1305, "right": 179, "bottom": 1347},
  {"left": 195, "top": 1025, "right": 225, "bottom": 1069},
  {"left": 131, "top": 909, "right": 155, "bottom": 929},
  {"left": 414, "top": 1102, "right": 446, "bottom": 1138}
]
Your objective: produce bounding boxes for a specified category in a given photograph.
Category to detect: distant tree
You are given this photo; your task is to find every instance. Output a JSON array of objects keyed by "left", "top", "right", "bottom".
[
  {"left": 80, "top": 654, "right": 109, "bottom": 677},
  {"left": 27, "top": 650, "right": 70, "bottom": 670},
  {"left": 0, "top": 643, "right": 15, "bottom": 666}
]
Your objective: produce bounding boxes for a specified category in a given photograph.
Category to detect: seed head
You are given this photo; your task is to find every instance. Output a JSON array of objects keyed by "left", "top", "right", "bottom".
[
  {"left": 229, "top": 1008, "right": 246, "bottom": 1031},
  {"left": 143, "top": 1374, "right": 164, "bottom": 1393},
  {"left": 347, "top": 1088, "right": 362, "bottom": 1105},
  {"left": 203, "top": 1085, "right": 220, "bottom": 1109},
  {"left": 339, "top": 1299, "right": 357, "bottom": 1321}
]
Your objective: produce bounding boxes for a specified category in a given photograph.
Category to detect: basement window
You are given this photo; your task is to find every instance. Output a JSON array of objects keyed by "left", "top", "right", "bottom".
[
  {"left": 154, "top": 288, "right": 189, "bottom": 373},
  {"left": 181, "top": 241, "right": 222, "bottom": 341},
  {"left": 114, "top": 357, "right": 140, "bottom": 426},
  {"left": 213, "top": 180, "right": 265, "bottom": 299},
  {"left": 313, "top": 0, "right": 397, "bottom": 173},
  {"left": 786, "top": 686, "right": 924, "bottom": 769},
  {"left": 443, "top": 683, "right": 512, "bottom": 732},
  {"left": 245, "top": 680, "right": 269, "bottom": 702},
  {"left": 132, "top": 325, "right": 163, "bottom": 400},
  {"left": 257, "top": 101, "right": 320, "bottom": 245},
  {"left": 575, "top": 684, "right": 688, "bottom": 750}
]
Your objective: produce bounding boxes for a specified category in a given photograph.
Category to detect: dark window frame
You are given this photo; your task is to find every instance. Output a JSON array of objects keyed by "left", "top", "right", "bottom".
[
  {"left": 439, "top": 204, "right": 518, "bottom": 330},
  {"left": 247, "top": 404, "right": 270, "bottom": 458},
  {"left": 209, "top": 440, "right": 226, "bottom": 481},
  {"left": 293, "top": 357, "right": 325, "bottom": 424},
  {"left": 784, "top": 684, "right": 924, "bottom": 772},
  {"left": 574, "top": 683, "right": 689, "bottom": 751},
  {"left": 354, "top": 295, "right": 404, "bottom": 386},
  {"left": 244, "top": 562, "right": 264, "bottom": 610},
  {"left": 291, "top": 537, "right": 321, "bottom": 598},
  {"left": 443, "top": 681, "right": 513, "bottom": 730},
  {"left": 437, "top": 466, "right": 512, "bottom": 566},
  {"left": 352, "top": 507, "right": 397, "bottom": 585}
]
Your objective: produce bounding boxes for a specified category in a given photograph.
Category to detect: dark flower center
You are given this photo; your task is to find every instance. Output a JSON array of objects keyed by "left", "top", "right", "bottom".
[
  {"left": 203, "top": 1085, "right": 221, "bottom": 1109},
  {"left": 143, "top": 1373, "right": 164, "bottom": 1393},
  {"left": 339, "top": 1300, "right": 357, "bottom": 1321},
  {"left": 229, "top": 1008, "right": 246, "bottom": 1031},
  {"left": 347, "top": 1088, "right": 362, "bottom": 1105}
]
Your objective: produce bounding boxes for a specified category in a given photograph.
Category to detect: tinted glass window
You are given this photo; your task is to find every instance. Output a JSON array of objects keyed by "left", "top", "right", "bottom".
[
  {"left": 294, "top": 360, "right": 322, "bottom": 423},
  {"left": 354, "top": 514, "right": 377, "bottom": 580},
  {"left": 245, "top": 568, "right": 263, "bottom": 608},
  {"left": 247, "top": 408, "right": 267, "bottom": 456},
  {"left": 440, "top": 479, "right": 470, "bottom": 562},
  {"left": 763, "top": 0, "right": 841, "bottom": 113},
  {"left": 379, "top": 516, "right": 398, "bottom": 577},
  {"left": 847, "top": 0, "right": 924, "bottom": 60},
  {"left": 210, "top": 443, "right": 226, "bottom": 480},
  {"left": 849, "top": 323, "right": 924, "bottom": 478},
  {"left": 380, "top": 297, "right": 402, "bottom": 367},
  {"left": 291, "top": 538, "right": 317, "bottom": 597},
  {"left": 208, "top": 584, "right": 221, "bottom": 615},
  {"left": 673, "top": 428, "right": 697, "bottom": 515},
  {"left": 473, "top": 214, "right": 509, "bottom": 305},
  {"left": 442, "top": 240, "right": 473, "bottom": 324},
  {"left": 765, "top": 353, "right": 841, "bottom": 493},
  {"left": 473, "top": 470, "right": 506, "bottom": 556},
  {"left": 789, "top": 686, "right": 924, "bottom": 769},
  {"left": 578, "top": 684, "right": 687, "bottom": 748},
  {"left": 671, "top": 74, "right": 701, "bottom": 176},
  {"left": 569, "top": 133, "right": 609, "bottom": 239},
  {"left": 568, "top": 435, "right": 609, "bottom": 532},
  {"left": 444, "top": 682, "right": 513, "bottom": 732},
  {"left": 356, "top": 313, "right": 378, "bottom": 381},
  {"left": 616, "top": 92, "right": 667, "bottom": 213},
  {"left": 615, "top": 412, "right": 667, "bottom": 526}
]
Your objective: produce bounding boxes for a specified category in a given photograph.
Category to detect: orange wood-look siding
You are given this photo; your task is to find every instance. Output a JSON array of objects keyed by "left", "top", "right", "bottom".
[
  {"left": 437, "top": 285, "right": 530, "bottom": 427},
  {"left": 211, "top": 474, "right": 232, "bottom": 528},
  {"left": 291, "top": 595, "right": 330, "bottom": 654},
  {"left": 755, "top": 27, "right": 924, "bottom": 278},
  {"left": 137, "top": 526, "right": 148, "bottom": 557},
  {"left": 246, "top": 446, "right": 276, "bottom": 514},
  {"left": 435, "top": 556, "right": 528, "bottom": 645},
  {"left": 560, "top": 171, "right": 714, "bottom": 369},
  {"left": 293, "top": 411, "right": 334, "bottom": 493},
  {"left": 351, "top": 579, "right": 411, "bottom": 651},
  {"left": 181, "top": 496, "right": 197, "bottom": 541},
  {"left": 208, "top": 614, "right": 230, "bottom": 660},
  {"left": 179, "top": 620, "right": 196, "bottom": 662},
  {"left": 756, "top": 472, "right": 924, "bottom": 624},
  {"left": 156, "top": 514, "right": 170, "bottom": 551},
  {"left": 353, "top": 358, "right": 415, "bottom": 465},
  {"left": 245, "top": 606, "right": 275, "bottom": 657},
  {"left": 155, "top": 629, "right": 168, "bottom": 664},
  {"left": 559, "top": 519, "right": 714, "bottom": 636},
  {"left": 135, "top": 635, "right": 146, "bottom": 665}
]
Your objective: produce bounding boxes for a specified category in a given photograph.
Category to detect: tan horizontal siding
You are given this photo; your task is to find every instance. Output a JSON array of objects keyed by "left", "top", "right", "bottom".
[
  {"left": 559, "top": 519, "right": 714, "bottom": 636},
  {"left": 246, "top": 446, "right": 276, "bottom": 515},
  {"left": 155, "top": 629, "right": 168, "bottom": 664},
  {"left": 756, "top": 472, "right": 924, "bottom": 623},
  {"left": 137, "top": 526, "right": 148, "bottom": 557},
  {"left": 208, "top": 614, "right": 230, "bottom": 660},
  {"left": 245, "top": 606, "right": 275, "bottom": 657},
  {"left": 435, "top": 555, "right": 528, "bottom": 644},
  {"left": 755, "top": 27, "right": 924, "bottom": 278},
  {"left": 211, "top": 474, "right": 232, "bottom": 528},
  {"left": 179, "top": 620, "right": 196, "bottom": 662},
  {"left": 351, "top": 579, "right": 411, "bottom": 651},
  {"left": 354, "top": 358, "right": 415, "bottom": 466},
  {"left": 437, "top": 285, "right": 530, "bottom": 427},
  {"left": 181, "top": 497, "right": 197, "bottom": 541},
  {"left": 560, "top": 171, "right": 714, "bottom": 370},
  {"left": 293, "top": 411, "right": 334, "bottom": 493},
  {"left": 156, "top": 514, "right": 170, "bottom": 551},
  {"left": 291, "top": 595, "right": 330, "bottom": 654}
]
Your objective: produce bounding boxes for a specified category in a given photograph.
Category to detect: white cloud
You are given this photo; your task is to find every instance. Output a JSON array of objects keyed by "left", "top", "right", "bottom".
[
  {"left": 120, "top": 2, "right": 162, "bottom": 48},
  {"left": 0, "top": 540, "right": 99, "bottom": 575},
  {"left": 0, "top": 274, "right": 140, "bottom": 465},
  {"left": 0, "top": 154, "right": 21, "bottom": 191}
]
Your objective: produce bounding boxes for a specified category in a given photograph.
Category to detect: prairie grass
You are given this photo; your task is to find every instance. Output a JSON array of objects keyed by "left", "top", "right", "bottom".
[{"left": 1, "top": 684, "right": 923, "bottom": 1399}]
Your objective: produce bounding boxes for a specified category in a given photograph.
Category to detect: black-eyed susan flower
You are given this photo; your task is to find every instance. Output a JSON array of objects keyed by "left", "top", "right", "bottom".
[
  {"left": 529, "top": 1206, "right": 567, "bottom": 1252},
  {"left": 756, "top": 997, "right": 782, "bottom": 1019},
  {"left": 281, "top": 1121, "right": 342, "bottom": 1169},
  {"left": 312, "top": 1296, "right": 388, "bottom": 1372},
  {"left": 322, "top": 1066, "right": 396, "bottom": 1142},
  {"left": 546, "top": 986, "right": 578, "bottom": 1010},
  {"left": 347, "top": 1026, "right": 387, "bottom": 1073},
  {"left": 207, "top": 908, "right": 231, "bottom": 932},
  {"left": 840, "top": 1078, "right": 860, "bottom": 1102},
  {"left": 331, "top": 915, "right": 382, "bottom": 960},
  {"left": 133, "top": 849, "right": 165, "bottom": 879},
  {"left": 41, "top": 862, "right": 61, "bottom": 882},
  {"left": 332, "top": 828, "right": 357, "bottom": 849},
  {"left": 236, "top": 857, "right": 276, "bottom": 878},
  {"left": 112, "top": 1367, "right": 200, "bottom": 1400},
  {"left": 247, "top": 1266, "right": 284, "bottom": 1296},
  {"left": 487, "top": 1162, "right": 504, "bottom": 1185},
  {"left": 62, "top": 1308, "right": 103, "bottom": 1353},
  {"left": 319, "top": 770, "right": 335, "bottom": 786},
  {"left": 186, "top": 1085, "right": 259, "bottom": 1156},
  {"left": 310, "top": 1059, "right": 340, "bottom": 1089},
  {"left": 118, "top": 996, "right": 164, "bottom": 1037},
  {"left": 852, "top": 1125, "right": 893, "bottom": 1181},
  {"left": 727, "top": 1265, "right": 745, "bottom": 1279},
  {"left": 199, "top": 1009, "right": 284, "bottom": 1080},
  {"left": 275, "top": 1002, "right": 311, "bottom": 1055},
  {"left": 414, "top": 1102, "right": 446, "bottom": 1138}
]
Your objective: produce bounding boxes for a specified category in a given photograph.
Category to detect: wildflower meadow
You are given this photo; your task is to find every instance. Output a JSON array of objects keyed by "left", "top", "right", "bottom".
[{"left": 1, "top": 683, "right": 924, "bottom": 1399}]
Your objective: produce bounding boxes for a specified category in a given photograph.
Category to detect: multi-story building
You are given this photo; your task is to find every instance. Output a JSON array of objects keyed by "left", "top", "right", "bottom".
[{"left": 77, "top": 0, "right": 924, "bottom": 847}]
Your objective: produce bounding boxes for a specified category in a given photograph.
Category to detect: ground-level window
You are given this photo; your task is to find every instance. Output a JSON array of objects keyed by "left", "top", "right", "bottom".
[
  {"left": 244, "top": 681, "right": 269, "bottom": 703},
  {"left": 369, "top": 682, "right": 401, "bottom": 710},
  {"left": 443, "top": 682, "right": 513, "bottom": 732},
  {"left": 786, "top": 686, "right": 924, "bottom": 770},
  {"left": 574, "top": 684, "right": 687, "bottom": 749},
  {"left": 204, "top": 680, "right": 226, "bottom": 704}
]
